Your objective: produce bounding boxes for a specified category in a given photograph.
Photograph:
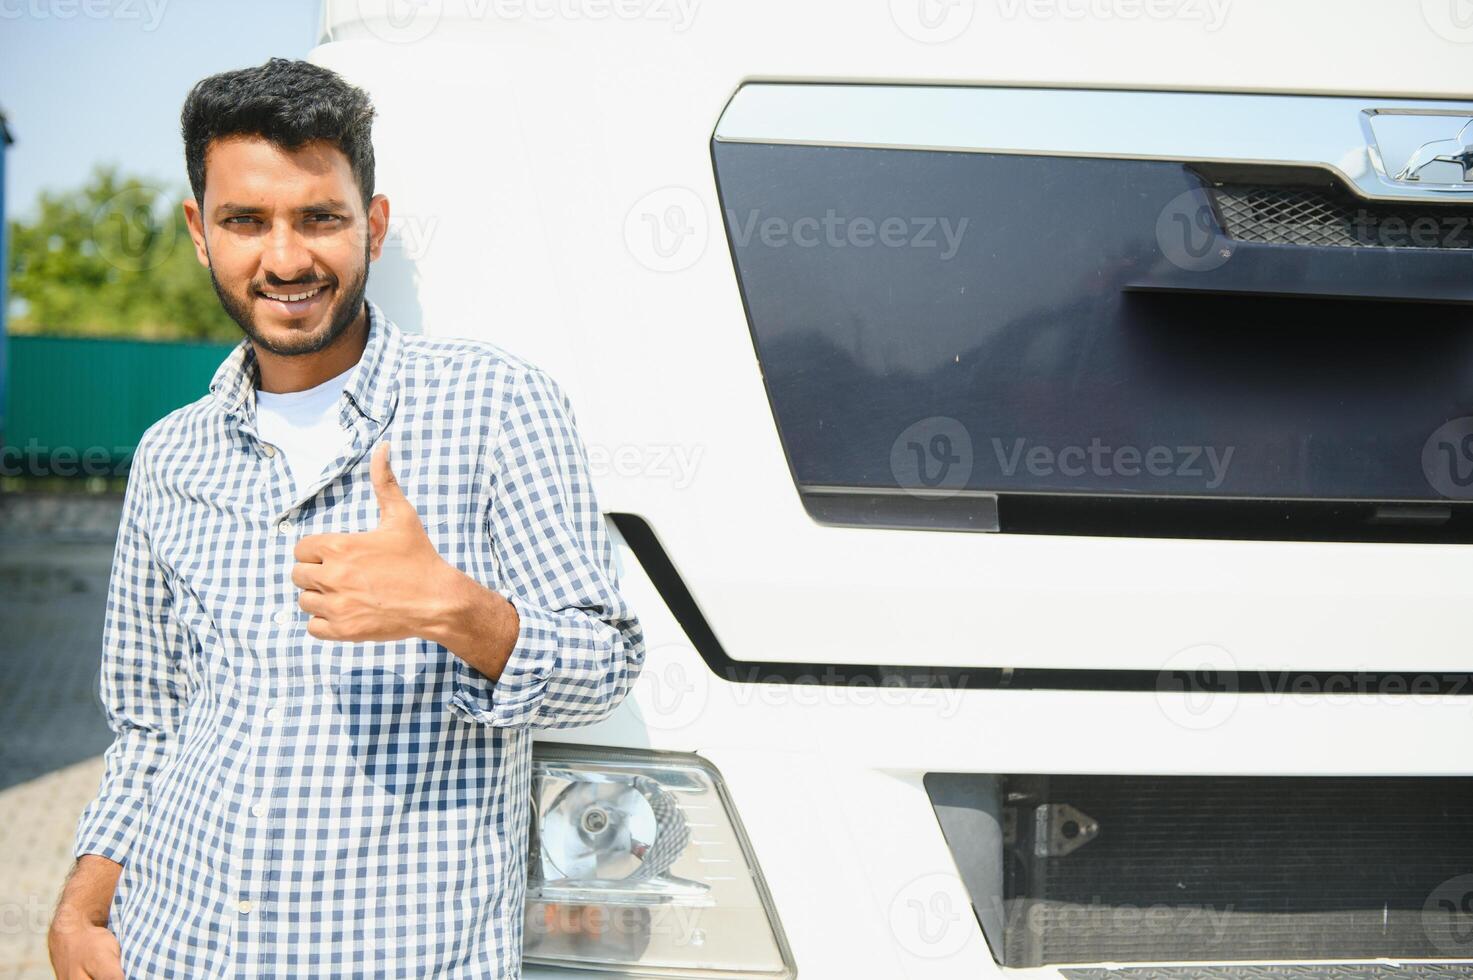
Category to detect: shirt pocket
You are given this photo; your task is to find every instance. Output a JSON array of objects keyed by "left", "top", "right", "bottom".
[{"left": 330, "top": 662, "right": 472, "bottom": 804}]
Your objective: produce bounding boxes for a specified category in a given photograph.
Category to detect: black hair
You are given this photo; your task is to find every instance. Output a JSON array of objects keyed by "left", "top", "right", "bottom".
[{"left": 181, "top": 57, "right": 376, "bottom": 210}]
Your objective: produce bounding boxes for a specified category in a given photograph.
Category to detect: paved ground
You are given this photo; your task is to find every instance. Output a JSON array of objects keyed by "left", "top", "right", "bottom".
[{"left": 0, "top": 493, "right": 122, "bottom": 978}]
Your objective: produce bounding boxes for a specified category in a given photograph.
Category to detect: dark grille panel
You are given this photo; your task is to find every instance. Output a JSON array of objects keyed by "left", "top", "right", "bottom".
[
  {"left": 713, "top": 139, "right": 1473, "bottom": 545},
  {"left": 995, "top": 776, "right": 1473, "bottom": 966},
  {"left": 1213, "top": 185, "right": 1473, "bottom": 249},
  {"left": 1063, "top": 967, "right": 1473, "bottom": 980}
]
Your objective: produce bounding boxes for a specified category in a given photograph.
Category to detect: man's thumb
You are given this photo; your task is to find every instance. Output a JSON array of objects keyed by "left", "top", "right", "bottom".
[{"left": 371, "top": 440, "right": 415, "bottom": 527}]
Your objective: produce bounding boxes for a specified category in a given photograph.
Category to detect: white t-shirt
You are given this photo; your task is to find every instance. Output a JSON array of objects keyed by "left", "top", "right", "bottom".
[{"left": 255, "top": 362, "right": 357, "bottom": 499}]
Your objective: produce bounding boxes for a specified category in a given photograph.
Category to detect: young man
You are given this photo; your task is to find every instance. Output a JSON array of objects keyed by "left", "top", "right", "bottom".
[{"left": 47, "top": 58, "right": 646, "bottom": 979}]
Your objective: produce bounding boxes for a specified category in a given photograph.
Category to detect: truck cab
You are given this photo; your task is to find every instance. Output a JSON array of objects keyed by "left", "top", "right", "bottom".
[{"left": 313, "top": 3, "right": 1473, "bottom": 975}]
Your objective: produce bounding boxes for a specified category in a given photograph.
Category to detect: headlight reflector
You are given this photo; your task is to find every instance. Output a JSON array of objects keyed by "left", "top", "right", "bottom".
[{"left": 524, "top": 746, "right": 793, "bottom": 978}]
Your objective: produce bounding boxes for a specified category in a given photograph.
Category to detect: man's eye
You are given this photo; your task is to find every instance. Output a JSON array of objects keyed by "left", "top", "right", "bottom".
[
  {"left": 308, "top": 213, "right": 342, "bottom": 223},
  {"left": 223, "top": 216, "right": 261, "bottom": 226}
]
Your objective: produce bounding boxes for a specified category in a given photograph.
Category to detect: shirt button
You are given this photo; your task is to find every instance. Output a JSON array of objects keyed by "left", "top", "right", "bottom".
[
  {"left": 237, "top": 899, "right": 254, "bottom": 914},
  {"left": 278, "top": 519, "right": 293, "bottom": 534},
  {"left": 272, "top": 608, "right": 292, "bottom": 626},
  {"left": 262, "top": 444, "right": 277, "bottom": 458},
  {"left": 265, "top": 706, "right": 281, "bottom": 722},
  {"left": 251, "top": 802, "right": 267, "bottom": 818}
]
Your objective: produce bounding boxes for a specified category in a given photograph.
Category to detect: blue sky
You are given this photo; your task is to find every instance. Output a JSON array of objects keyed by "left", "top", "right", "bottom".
[{"left": 0, "top": 0, "right": 318, "bottom": 220}]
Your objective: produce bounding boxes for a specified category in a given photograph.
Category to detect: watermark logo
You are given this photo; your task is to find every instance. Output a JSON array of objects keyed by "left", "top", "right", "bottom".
[
  {"left": 1156, "top": 188, "right": 1233, "bottom": 272},
  {"left": 634, "top": 643, "right": 711, "bottom": 732},
  {"left": 1155, "top": 642, "right": 1238, "bottom": 731},
  {"left": 1423, "top": 416, "right": 1473, "bottom": 499},
  {"left": 890, "top": 0, "right": 976, "bottom": 42},
  {"left": 1422, "top": 0, "right": 1473, "bottom": 43},
  {"left": 891, "top": 417, "right": 974, "bottom": 498},
  {"left": 357, "top": 0, "right": 443, "bottom": 43},
  {"left": 889, "top": 872, "right": 973, "bottom": 958},
  {"left": 1424, "top": 873, "right": 1473, "bottom": 954},
  {"left": 625, "top": 186, "right": 708, "bottom": 272},
  {"left": 91, "top": 185, "right": 180, "bottom": 273}
]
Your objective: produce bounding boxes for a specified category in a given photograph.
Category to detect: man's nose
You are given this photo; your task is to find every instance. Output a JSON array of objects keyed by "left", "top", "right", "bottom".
[{"left": 261, "top": 223, "right": 315, "bottom": 283}]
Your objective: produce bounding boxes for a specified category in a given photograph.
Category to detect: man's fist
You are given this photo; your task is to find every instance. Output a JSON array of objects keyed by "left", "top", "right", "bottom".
[
  {"left": 49, "top": 855, "right": 127, "bottom": 980},
  {"left": 47, "top": 913, "right": 125, "bottom": 980},
  {"left": 292, "top": 439, "right": 456, "bottom": 643}
]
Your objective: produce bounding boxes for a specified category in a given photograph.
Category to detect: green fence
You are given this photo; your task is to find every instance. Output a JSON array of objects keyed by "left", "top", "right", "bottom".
[{"left": 3, "top": 334, "right": 237, "bottom": 479}]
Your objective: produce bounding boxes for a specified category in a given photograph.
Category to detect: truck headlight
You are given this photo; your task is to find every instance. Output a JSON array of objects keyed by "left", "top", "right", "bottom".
[{"left": 525, "top": 746, "right": 794, "bottom": 978}]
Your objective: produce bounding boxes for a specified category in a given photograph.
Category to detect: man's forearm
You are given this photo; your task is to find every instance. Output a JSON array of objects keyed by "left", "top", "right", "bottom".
[
  {"left": 424, "top": 565, "right": 521, "bottom": 683},
  {"left": 54, "top": 855, "right": 122, "bottom": 929}
]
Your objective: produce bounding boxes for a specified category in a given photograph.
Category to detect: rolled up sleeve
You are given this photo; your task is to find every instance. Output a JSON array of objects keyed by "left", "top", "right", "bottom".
[
  {"left": 73, "top": 431, "right": 196, "bottom": 864},
  {"left": 447, "top": 366, "right": 646, "bottom": 730}
]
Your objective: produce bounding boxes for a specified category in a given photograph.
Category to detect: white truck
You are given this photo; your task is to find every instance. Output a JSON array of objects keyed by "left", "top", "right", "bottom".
[{"left": 313, "top": 2, "right": 1473, "bottom": 976}]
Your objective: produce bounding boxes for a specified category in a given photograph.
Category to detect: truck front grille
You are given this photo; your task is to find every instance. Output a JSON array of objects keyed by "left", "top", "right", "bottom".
[
  {"left": 1212, "top": 184, "right": 1473, "bottom": 249},
  {"left": 926, "top": 774, "right": 1473, "bottom": 968}
]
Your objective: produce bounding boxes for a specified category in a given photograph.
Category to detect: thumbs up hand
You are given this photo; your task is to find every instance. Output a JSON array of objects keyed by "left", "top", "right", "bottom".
[
  {"left": 292, "top": 440, "right": 458, "bottom": 643},
  {"left": 368, "top": 436, "right": 422, "bottom": 535}
]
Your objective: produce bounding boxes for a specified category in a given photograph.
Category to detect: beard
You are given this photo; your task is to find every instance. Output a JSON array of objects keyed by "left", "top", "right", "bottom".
[{"left": 208, "top": 241, "right": 371, "bottom": 358}]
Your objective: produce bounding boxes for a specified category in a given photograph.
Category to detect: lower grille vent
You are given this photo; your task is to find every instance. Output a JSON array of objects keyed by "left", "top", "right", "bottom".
[
  {"left": 926, "top": 774, "right": 1473, "bottom": 967},
  {"left": 1212, "top": 184, "right": 1473, "bottom": 250}
]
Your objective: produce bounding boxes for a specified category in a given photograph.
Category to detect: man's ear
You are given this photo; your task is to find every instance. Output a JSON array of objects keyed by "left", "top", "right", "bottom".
[
  {"left": 367, "top": 193, "right": 390, "bottom": 262},
  {"left": 182, "top": 196, "right": 211, "bottom": 268}
]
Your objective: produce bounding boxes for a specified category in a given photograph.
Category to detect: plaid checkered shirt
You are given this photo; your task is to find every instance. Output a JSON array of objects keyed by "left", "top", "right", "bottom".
[{"left": 72, "top": 297, "right": 647, "bottom": 978}]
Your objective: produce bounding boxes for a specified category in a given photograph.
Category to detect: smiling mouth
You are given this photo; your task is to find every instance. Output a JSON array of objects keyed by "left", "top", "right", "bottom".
[{"left": 257, "top": 282, "right": 332, "bottom": 317}]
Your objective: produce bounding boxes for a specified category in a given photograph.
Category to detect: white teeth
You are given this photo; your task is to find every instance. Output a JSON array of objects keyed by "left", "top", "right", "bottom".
[{"left": 262, "top": 286, "right": 325, "bottom": 302}]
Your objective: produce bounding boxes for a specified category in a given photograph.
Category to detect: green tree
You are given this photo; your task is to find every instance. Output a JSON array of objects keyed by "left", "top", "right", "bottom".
[{"left": 7, "top": 166, "right": 238, "bottom": 342}]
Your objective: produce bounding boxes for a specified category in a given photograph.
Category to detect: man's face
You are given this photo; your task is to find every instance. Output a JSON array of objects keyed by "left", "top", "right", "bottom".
[{"left": 182, "top": 136, "right": 389, "bottom": 356}]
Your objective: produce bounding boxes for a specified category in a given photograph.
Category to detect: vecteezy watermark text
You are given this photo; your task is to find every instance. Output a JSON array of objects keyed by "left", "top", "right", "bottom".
[
  {"left": 991, "top": 437, "right": 1235, "bottom": 490},
  {"left": 1347, "top": 209, "right": 1473, "bottom": 249},
  {"left": 359, "top": 0, "right": 699, "bottom": 43},
  {"left": 724, "top": 666, "right": 970, "bottom": 719},
  {"left": 726, "top": 209, "right": 971, "bottom": 261},
  {"left": 585, "top": 443, "right": 703, "bottom": 490},
  {"left": 0, "top": 440, "right": 134, "bottom": 479},
  {"left": 0, "top": 0, "right": 169, "bottom": 29},
  {"left": 995, "top": 0, "right": 1231, "bottom": 30}
]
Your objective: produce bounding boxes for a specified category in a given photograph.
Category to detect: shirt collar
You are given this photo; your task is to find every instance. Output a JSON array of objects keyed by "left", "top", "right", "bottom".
[{"left": 208, "top": 297, "right": 403, "bottom": 429}]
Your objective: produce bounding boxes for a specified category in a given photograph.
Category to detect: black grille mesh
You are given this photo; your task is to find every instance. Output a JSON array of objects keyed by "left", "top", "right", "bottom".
[
  {"left": 1212, "top": 185, "right": 1473, "bottom": 249},
  {"left": 1002, "top": 776, "right": 1473, "bottom": 966}
]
